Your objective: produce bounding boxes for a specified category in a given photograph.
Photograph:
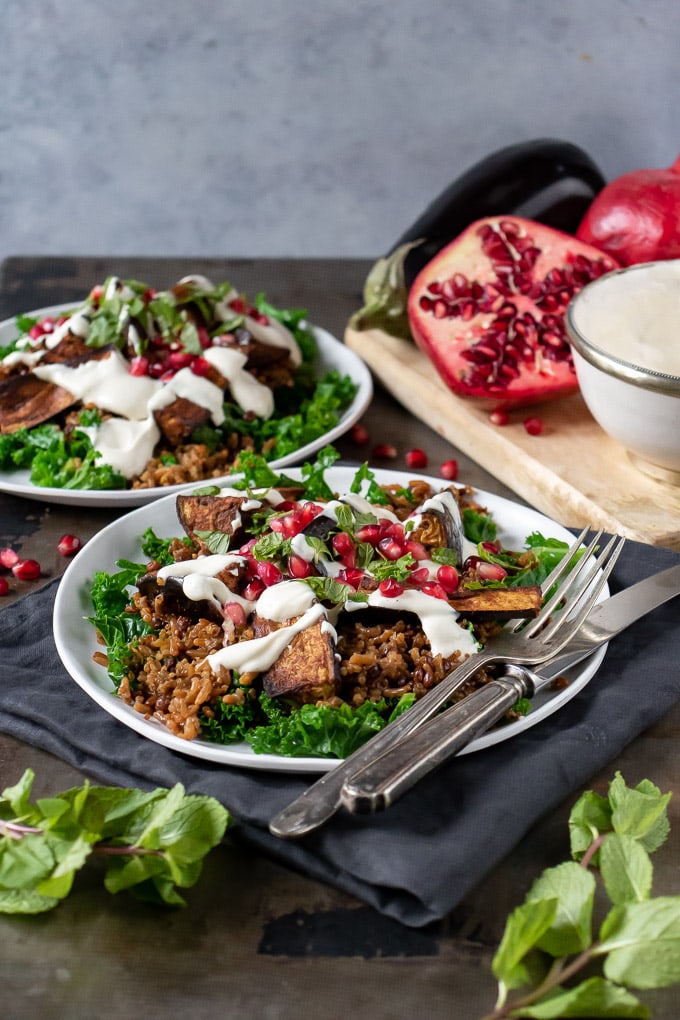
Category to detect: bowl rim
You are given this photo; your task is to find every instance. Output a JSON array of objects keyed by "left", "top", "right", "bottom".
[{"left": 566, "top": 261, "right": 680, "bottom": 398}]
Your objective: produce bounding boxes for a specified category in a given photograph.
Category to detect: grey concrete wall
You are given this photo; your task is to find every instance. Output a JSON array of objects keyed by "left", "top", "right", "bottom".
[{"left": 1, "top": 0, "right": 677, "bottom": 262}]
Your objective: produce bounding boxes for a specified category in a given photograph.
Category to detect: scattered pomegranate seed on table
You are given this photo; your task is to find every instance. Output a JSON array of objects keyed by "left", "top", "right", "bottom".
[
  {"left": 0, "top": 547, "right": 19, "bottom": 569},
  {"left": 404, "top": 448, "right": 428, "bottom": 469},
  {"left": 371, "top": 443, "right": 397, "bottom": 460},
  {"left": 349, "top": 423, "right": 370, "bottom": 445},
  {"left": 439, "top": 459, "right": 458, "bottom": 480},
  {"left": 523, "top": 416, "right": 545, "bottom": 436},
  {"left": 11, "top": 559, "right": 41, "bottom": 581},
  {"left": 489, "top": 410, "right": 510, "bottom": 426},
  {"left": 0, "top": 577, "right": 9, "bottom": 596},
  {"left": 57, "top": 534, "right": 82, "bottom": 557}
]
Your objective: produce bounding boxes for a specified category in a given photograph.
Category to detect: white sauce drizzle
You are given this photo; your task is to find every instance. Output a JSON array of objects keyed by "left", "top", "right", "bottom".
[
  {"left": 78, "top": 417, "right": 161, "bottom": 479},
  {"left": 203, "top": 346, "right": 274, "bottom": 418},
  {"left": 346, "top": 588, "right": 478, "bottom": 659},
  {"left": 34, "top": 349, "right": 161, "bottom": 420},
  {"left": 207, "top": 604, "right": 325, "bottom": 674}
]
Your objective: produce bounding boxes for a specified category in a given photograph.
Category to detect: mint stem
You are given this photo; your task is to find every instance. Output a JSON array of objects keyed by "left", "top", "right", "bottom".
[{"left": 0, "top": 820, "right": 162, "bottom": 857}]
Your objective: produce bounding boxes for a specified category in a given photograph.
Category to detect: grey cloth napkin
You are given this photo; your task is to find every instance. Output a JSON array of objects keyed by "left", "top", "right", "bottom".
[{"left": 0, "top": 538, "right": 678, "bottom": 928}]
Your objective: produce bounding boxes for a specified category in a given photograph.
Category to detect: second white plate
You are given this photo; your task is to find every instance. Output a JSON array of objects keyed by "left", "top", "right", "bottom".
[{"left": 0, "top": 305, "right": 373, "bottom": 507}]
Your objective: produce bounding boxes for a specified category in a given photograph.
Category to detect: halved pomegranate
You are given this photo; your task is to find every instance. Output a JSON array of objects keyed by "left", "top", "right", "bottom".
[{"left": 407, "top": 215, "right": 618, "bottom": 408}]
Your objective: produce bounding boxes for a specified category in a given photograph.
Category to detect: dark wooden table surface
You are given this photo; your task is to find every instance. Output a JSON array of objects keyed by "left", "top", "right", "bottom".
[{"left": 1, "top": 256, "right": 679, "bottom": 1020}]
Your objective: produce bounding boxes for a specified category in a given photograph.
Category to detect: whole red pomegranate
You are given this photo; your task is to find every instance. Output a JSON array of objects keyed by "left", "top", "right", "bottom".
[
  {"left": 576, "top": 154, "right": 680, "bottom": 265},
  {"left": 407, "top": 216, "right": 618, "bottom": 408}
]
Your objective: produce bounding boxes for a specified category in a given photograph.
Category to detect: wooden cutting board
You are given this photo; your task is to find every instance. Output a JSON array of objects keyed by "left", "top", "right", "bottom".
[{"left": 345, "top": 325, "right": 680, "bottom": 550}]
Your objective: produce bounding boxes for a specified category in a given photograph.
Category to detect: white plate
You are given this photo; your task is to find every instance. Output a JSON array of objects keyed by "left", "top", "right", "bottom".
[
  {"left": 0, "top": 303, "right": 373, "bottom": 507},
  {"left": 53, "top": 466, "right": 607, "bottom": 773}
]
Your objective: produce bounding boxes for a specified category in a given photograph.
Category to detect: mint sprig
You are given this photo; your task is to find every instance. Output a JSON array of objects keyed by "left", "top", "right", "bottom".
[
  {"left": 0, "top": 770, "right": 230, "bottom": 913},
  {"left": 482, "top": 772, "right": 680, "bottom": 1018}
]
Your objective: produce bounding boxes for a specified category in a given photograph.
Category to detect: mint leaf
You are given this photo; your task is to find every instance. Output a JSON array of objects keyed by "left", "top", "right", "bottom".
[
  {"left": 526, "top": 862, "right": 595, "bottom": 956},
  {"left": 0, "top": 888, "right": 60, "bottom": 914},
  {"left": 599, "top": 834, "right": 653, "bottom": 905},
  {"left": 492, "top": 897, "right": 558, "bottom": 989},
  {"left": 511, "top": 976, "right": 650, "bottom": 1017},
  {"left": 193, "top": 529, "right": 232, "bottom": 555},
  {"left": 599, "top": 898, "right": 680, "bottom": 988},
  {"left": 608, "top": 773, "right": 671, "bottom": 852},
  {"left": 569, "top": 788, "right": 612, "bottom": 861}
]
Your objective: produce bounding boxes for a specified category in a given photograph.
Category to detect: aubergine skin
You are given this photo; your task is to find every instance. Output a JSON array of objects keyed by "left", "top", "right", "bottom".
[{"left": 391, "top": 138, "right": 607, "bottom": 286}]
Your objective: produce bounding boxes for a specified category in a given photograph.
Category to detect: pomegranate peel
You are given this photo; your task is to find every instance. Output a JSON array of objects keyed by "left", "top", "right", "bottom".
[
  {"left": 407, "top": 215, "right": 618, "bottom": 409},
  {"left": 576, "top": 154, "right": 680, "bottom": 266}
]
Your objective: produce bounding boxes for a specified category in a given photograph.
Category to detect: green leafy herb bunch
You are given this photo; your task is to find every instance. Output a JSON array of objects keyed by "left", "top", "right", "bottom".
[
  {"left": 0, "top": 769, "right": 230, "bottom": 913},
  {"left": 481, "top": 773, "right": 680, "bottom": 1018}
]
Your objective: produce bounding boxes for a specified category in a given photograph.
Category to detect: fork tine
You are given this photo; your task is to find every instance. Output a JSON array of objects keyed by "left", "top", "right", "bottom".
[
  {"left": 508, "top": 528, "right": 603, "bottom": 637},
  {"left": 538, "top": 525, "right": 591, "bottom": 597},
  {"left": 538, "top": 533, "right": 625, "bottom": 645},
  {"left": 520, "top": 528, "right": 604, "bottom": 636}
]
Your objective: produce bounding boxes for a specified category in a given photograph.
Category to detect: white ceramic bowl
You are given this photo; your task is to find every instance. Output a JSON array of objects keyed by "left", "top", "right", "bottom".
[{"left": 566, "top": 260, "right": 680, "bottom": 485}]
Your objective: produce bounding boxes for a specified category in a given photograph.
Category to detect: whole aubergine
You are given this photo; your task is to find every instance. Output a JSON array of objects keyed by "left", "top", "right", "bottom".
[{"left": 392, "top": 138, "right": 607, "bottom": 286}]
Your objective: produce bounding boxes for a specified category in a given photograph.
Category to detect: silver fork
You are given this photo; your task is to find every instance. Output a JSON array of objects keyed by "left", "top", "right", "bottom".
[{"left": 269, "top": 528, "right": 622, "bottom": 839}]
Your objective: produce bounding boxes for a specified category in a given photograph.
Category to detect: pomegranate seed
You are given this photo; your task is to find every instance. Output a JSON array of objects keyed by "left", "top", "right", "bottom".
[
  {"left": 350, "top": 423, "right": 370, "bottom": 445},
  {"left": 0, "top": 577, "right": 9, "bottom": 596},
  {"left": 39, "top": 316, "right": 55, "bottom": 333},
  {"left": 378, "top": 578, "right": 404, "bottom": 598},
  {"left": 197, "top": 327, "right": 211, "bottom": 349},
  {"left": 355, "top": 524, "right": 382, "bottom": 545},
  {"left": 167, "top": 351, "right": 194, "bottom": 370},
  {"left": 90, "top": 285, "right": 104, "bottom": 302},
  {"left": 436, "top": 564, "right": 459, "bottom": 593},
  {"left": 524, "top": 416, "right": 544, "bottom": 436},
  {"left": 404, "top": 539, "right": 428, "bottom": 561},
  {"left": 332, "top": 532, "right": 355, "bottom": 558},
  {"left": 243, "top": 578, "right": 265, "bottom": 600},
  {"left": 28, "top": 324, "right": 44, "bottom": 339},
  {"left": 256, "top": 561, "right": 282, "bottom": 587},
  {"left": 409, "top": 566, "right": 430, "bottom": 585},
  {"left": 57, "top": 534, "right": 82, "bottom": 557},
  {"left": 338, "top": 567, "right": 364, "bottom": 589},
  {"left": 299, "top": 503, "right": 323, "bottom": 527},
  {"left": 288, "top": 554, "right": 312, "bottom": 579},
  {"left": 147, "top": 361, "right": 167, "bottom": 378},
  {"left": 421, "top": 582, "right": 449, "bottom": 601},
  {"left": 0, "top": 547, "right": 19, "bottom": 569},
  {"left": 489, "top": 410, "right": 510, "bottom": 426},
  {"left": 481, "top": 541, "right": 501, "bottom": 554},
  {"left": 229, "top": 297, "right": 246, "bottom": 314},
  {"left": 378, "top": 537, "right": 404, "bottom": 561},
  {"left": 371, "top": 443, "right": 397, "bottom": 460},
  {"left": 129, "top": 355, "right": 149, "bottom": 376},
  {"left": 439, "top": 459, "right": 459, "bottom": 480},
  {"left": 405, "top": 448, "right": 428, "bottom": 469},
  {"left": 12, "top": 559, "right": 41, "bottom": 581},
  {"left": 381, "top": 521, "right": 406, "bottom": 541},
  {"left": 478, "top": 562, "right": 508, "bottom": 582},
  {"left": 224, "top": 602, "right": 247, "bottom": 628},
  {"left": 160, "top": 369, "right": 176, "bottom": 382},
  {"left": 191, "top": 356, "right": 212, "bottom": 377}
]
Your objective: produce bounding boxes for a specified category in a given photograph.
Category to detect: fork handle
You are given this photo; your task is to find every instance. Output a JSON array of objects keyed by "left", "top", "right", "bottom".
[{"left": 340, "top": 666, "right": 534, "bottom": 814}]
